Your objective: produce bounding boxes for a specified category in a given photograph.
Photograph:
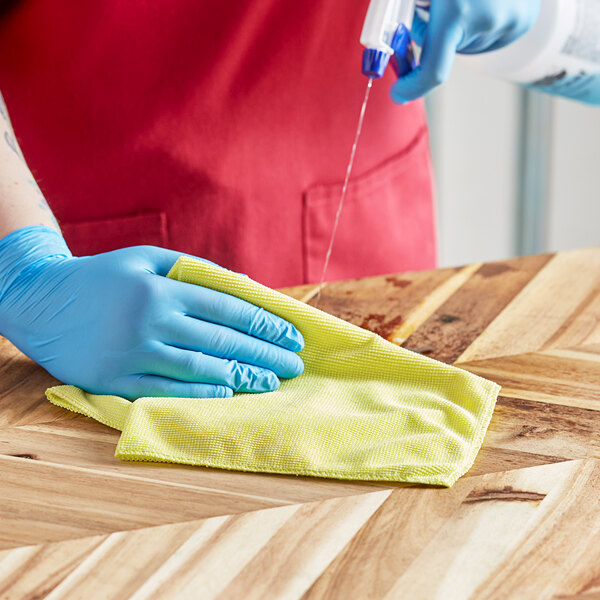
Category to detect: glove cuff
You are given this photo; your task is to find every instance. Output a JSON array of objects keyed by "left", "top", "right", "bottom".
[{"left": 0, "top": 226, "right": 73, "bottom": 298}]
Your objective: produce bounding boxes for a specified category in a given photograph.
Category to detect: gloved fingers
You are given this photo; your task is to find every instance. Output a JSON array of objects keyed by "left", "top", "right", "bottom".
[
  {"left": 459, "top": 28, "right": 518, "bottom": 55},
  {"left": 459, "top": 31, "right": 528, "bottom": 55},
  {"left": 116, "top": 374, "right": 234, "bottom": 401},
  {"left": 457, "top": 4, "right": 540, "bottom": 54},
  {"left": 410, "top": 2, "right": 540, "bottom": 59},
  {"left": 174, "top": 281, "right": 305, "bottom": 352},
  {"left": 160, "top": 313, "right": 304, "bottom": 379},
  {"left": 391, "top": 4, "right": 463, "bottom": 103},
  {"left": 458, "top": 33, "right": 495, "bottom": 54},
  {"left": 410, "top": 12, "right": 428, "bottom": 47},
  {"left": 153, "top": 345, "right": 281, "bottom": 393}
]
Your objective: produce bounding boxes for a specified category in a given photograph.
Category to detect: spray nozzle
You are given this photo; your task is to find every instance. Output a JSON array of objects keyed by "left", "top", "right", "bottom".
[{"left": 360, "top": 0, "right": 418, "bottom": 79}]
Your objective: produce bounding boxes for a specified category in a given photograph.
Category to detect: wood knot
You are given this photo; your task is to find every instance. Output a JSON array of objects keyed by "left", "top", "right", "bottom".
[
  {"left": 404, "top": 345, "right": 436, "bottom": 355},
  {"left": 516, "top": 425, "right": 557, "bottom": 439},
  {"left": 385, "top": 276, "right": 411, "bottom": 289},
  {"left": 9, "top": 453, "right": 38, "bottom": 460},
  {"left": 464, "top": 485, "right": 546, "bottom": 504},
  {"left": 439, "top": 314, "right": 460, "bottom": 323}
]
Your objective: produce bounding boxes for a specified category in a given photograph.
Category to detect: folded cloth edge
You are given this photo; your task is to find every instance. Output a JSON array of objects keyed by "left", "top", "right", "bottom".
[{"left": 46, "top": 385, "right": 131, "bottom": 431}]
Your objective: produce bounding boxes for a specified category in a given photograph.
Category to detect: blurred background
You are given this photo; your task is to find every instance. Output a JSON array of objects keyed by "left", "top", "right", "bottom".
[{"left": 426, "top": 58, "right": 600, "bottom": 268}]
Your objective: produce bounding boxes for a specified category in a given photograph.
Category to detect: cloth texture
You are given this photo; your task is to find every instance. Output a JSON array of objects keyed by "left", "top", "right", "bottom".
[
  {"left": 46, "top": 257, "right": 500, "bottom": 487},
  {"left": 0, "top": 0, "right": 435, "bottom": 287}
]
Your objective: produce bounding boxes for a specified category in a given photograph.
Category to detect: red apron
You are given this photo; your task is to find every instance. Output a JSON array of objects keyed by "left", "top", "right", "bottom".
[{"left": 0, "top": 0, "right": 436, "bottom": 288}]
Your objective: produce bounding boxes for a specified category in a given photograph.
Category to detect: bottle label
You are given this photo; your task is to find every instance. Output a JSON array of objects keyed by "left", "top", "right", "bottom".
[
  {"left": 527, "top": 0, "right": 600, "bottom": 103},
  {"left": 528, "top": 70, "right": 600, "bottom": 104},
  {"left": 561, "top": 0, "right": 600, "bottom": 64}
]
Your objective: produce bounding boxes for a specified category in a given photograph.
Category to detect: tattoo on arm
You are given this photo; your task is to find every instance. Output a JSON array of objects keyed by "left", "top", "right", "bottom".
[
  {"left": 1, "top": 92, "right": 59, "bottom": 230},
  {"left": 1, "top": 92, "right": 24, "bottom": 160},
  {"left": 28, "top": 177, "right": 44, "bottom": 198},
  {"left": 28, "top": 178, "right": 59, "bottom": 228},
  {"left": 4, "top": 130, "right": 23, "bottom": 160},
  {"left": 0, "top": 93, "right": 7, "bottom": 123}
]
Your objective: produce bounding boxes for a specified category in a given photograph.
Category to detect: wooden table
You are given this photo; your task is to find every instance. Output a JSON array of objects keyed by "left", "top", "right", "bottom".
[{"left": 2, "top": 248, "right": 600, "bottom": 599}]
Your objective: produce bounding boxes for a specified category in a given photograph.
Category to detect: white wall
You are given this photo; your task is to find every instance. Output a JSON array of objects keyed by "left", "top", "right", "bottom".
[
  {"left": 548, "top": 97, "right": 600, "bottom": 252},
  {"left": 427, "top": 59, "right": 600, "bottom": 268}
]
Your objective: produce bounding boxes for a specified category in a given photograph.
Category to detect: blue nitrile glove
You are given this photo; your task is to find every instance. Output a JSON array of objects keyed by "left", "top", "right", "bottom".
[
  {"left": 0, "top": 226, "right": 304, "bottom": 400},
  {"left": 391, "top": 0, "right": 542, "bottom": 103}
]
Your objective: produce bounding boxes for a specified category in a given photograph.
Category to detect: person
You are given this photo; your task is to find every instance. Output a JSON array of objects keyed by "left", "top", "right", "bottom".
[{"left": 0, "top": 0, "right": 557, "bottom": 399}]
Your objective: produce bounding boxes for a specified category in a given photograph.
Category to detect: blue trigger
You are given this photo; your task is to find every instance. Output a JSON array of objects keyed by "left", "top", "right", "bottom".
[{"left": 390, "top": 24, "right": 416, "bottom": 78}]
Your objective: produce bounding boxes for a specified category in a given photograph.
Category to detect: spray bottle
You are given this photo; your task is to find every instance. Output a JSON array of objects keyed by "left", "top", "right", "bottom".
[{"left": 360, "top": 0, "right": 600, "bottom": 105}]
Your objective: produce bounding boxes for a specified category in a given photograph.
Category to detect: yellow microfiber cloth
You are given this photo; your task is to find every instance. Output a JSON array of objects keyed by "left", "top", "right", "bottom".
[{"left": 46, "top": 257, "right": 500, "bottom": 487}]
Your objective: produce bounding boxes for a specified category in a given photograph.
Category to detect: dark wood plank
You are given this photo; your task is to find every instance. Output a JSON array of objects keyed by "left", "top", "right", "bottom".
[{"left": 402, "top": 254, "right": 552, "bottom": 364}]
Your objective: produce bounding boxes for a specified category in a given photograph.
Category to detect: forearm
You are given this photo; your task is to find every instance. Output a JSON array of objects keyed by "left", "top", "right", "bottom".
[{"left": 0, "top": 90, "right": 60, "bottom": 240}]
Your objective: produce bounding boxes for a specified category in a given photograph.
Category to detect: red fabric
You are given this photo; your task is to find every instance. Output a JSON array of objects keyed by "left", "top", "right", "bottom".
[{"left": 0, "top": 0, "right": 436, "bottom": 288}]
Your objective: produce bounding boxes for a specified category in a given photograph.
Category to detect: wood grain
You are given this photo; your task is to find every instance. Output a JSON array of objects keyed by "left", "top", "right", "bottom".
[
  {"left": 460, "top": 346, "right": 600, "bottom": 410},
  {"left": 2, "top": 248, "right": 600, "bottom": 598},
  {"left": 2, "top": 461, "right": 599, "bottom": 600},
  {"left": 402, "top": 253, "right": 553, "bottom": 363},
  {"left": 305, "top": 264, "right": 465, "bottom": 340}
]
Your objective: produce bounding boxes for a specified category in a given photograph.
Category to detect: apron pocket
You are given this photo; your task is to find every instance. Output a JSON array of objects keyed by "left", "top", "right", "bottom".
[
  {"left": 302, "top": 128, "right": 435, "bottom": 284},
  {"left": 61, "top": 211, "right": 168, "bottom": 256}
]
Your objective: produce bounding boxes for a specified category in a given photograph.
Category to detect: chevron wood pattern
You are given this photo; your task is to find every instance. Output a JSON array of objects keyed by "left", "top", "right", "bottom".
[{"left": 2, "top": 248, "right": 600, "bottom": 599}]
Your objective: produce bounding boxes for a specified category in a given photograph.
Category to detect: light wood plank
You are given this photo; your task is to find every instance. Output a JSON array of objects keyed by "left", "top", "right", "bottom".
[
  {"left": 128, "top": 506, "right": 300, "bottom": 600},
  {"left": 457, "top": 249, "right": 600, "bottom": 363},
  {"left": 460, "top": 348, "right": 600, "bottom": 411},
  {"left": 0, "top": 454, "right": 287, "bottom": 550},
  {"left": 217, "top": 491, "right": 389, "bottom": 600}
]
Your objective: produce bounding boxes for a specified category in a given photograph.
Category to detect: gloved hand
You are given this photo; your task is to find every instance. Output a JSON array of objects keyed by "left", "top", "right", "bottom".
[
  {"left": 391, "top": 0, "right": 542, "bottom": 102},
  {"left": 0, "top": 226, "right": 304, "bottom": 400}
]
